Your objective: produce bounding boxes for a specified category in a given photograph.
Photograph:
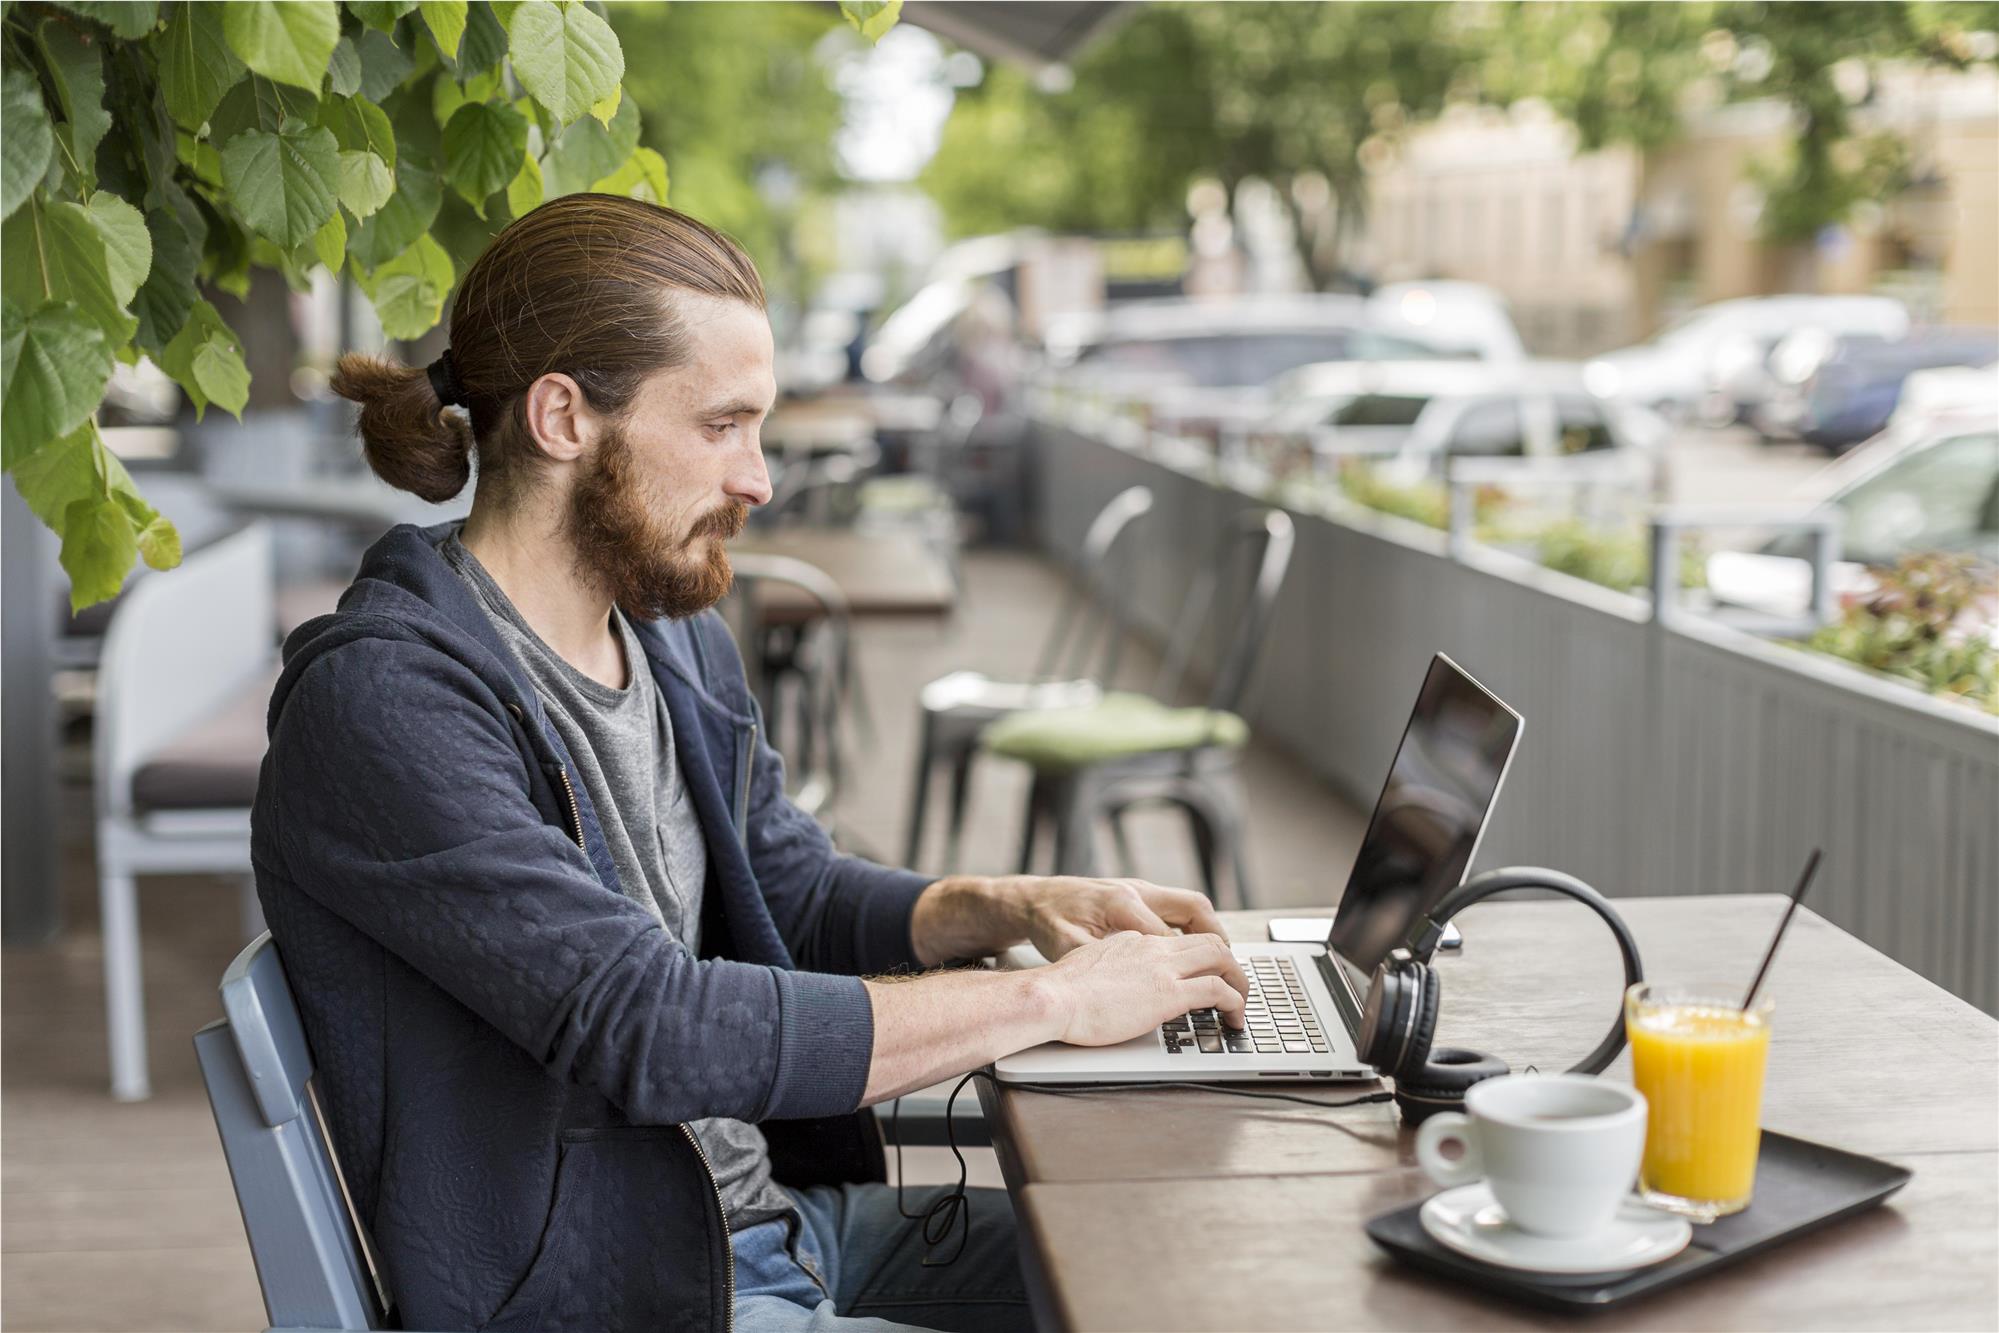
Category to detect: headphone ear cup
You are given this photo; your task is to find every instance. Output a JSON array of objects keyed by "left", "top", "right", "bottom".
[
  {"left": 1393, "top": 1047, "right": 1511, "bottom": 1125},
  {"left": 1356, "top": 957, "right": 1415, "bottom": 1073},
  {"left": 1397, "top": 967, "right": 1440, "bottom": 1082}
]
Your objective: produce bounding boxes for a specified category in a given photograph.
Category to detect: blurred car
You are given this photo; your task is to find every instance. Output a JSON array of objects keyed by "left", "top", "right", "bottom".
[
  {"left": 1365, "top": 281, "right": 1529, "bottom": 361},
  {"left": 1789, "top": 328, "right": 1999, "bottom": 453},
  {"left": 1888, "top": 360, "right": 1999, "bottom": 431},
  {"left": 1048, "top": 295, "right": 1463, "bottom": 436},
  {"left": 1583, "top": 296, "right": 1909, "bottom": 425},
  {"left": 1706, "top": 409, "right": 1999, "bottom": 622},
  {"left": 1253, "top": 359, "right": 1666, "bottom": 489}
]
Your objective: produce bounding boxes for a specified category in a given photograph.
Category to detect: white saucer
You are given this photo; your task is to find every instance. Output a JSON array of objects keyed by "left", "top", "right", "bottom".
[{"left": 1419, "top": 1183, "right": 1693, "bottom": 1284}]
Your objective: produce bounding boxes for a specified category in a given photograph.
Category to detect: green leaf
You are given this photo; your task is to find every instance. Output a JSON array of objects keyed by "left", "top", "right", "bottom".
[
  {"left": 220, "top": 120, "right": 340, "bottom": 248},
  {"left": 0, "top": 297, "right": 21, "bottom": 390},
  {"left": 593, "top": 146, "right": 668, "bottom": 204},
  {"left": 588, "top": 86, "right": 619, "bottom": 129},
  {"left": 505, "top": 150, "right": 542, "bottom": 217},
  {"left": 158, "top": 299, "right": 248, "bottom": 420},
  {"left": 1, "top": 300, "right": 114, "bottom": 468},
  {"left": 59, "top": 492, "right": 138, "bottom": 611},
  {"left": 345, "top": 0, "right": 417, "bottom": 33},
  {"left": 34, "top": 200, "right": 138, "bottom": 347},
  {"left": 326, "top": 36, "right": 363, "bottom": 98},
  {"left": 2, "top": 71, "right": 55, "bottom": 224},
  {"left": 382, "top": 77, "right": 444, "bottom": 168},
  {"left": 51, "top": 2, "right": 159, "bottom": 39},
  {"left": 208, "top": 73, "right": 314, "bottom": 144},
  {"left": 839, "top": 0, "right": 902, "bottom": 43},
  {"left": 337, "top": 149, "right": 395, "bottom": 218},
  {"left": 442, "top": 101, "right": 526, "bottom": 211},
  {"left": 222, "top": 1, "right": 341, "bottom": 93},
  {"left": 458, "top": 2, "right": 508, "bottom": 77},
  {"left": 419, "top": 0, "right": 468, "bottom": 61},
  {"left": 83, "top": 192, "right": 151, "bottom": 306},
  {"left": 350, "top": 160, "right": 441, "bottom": 267},
  {"left": 310, "top": 206, "right": 346, "bottom": 274},
  {"left": 354, "top": 26, "right": 417, "bottom": 103},
  {"left": 130, "top": 200, "right": 197, "bottom": 357},
  {"left": 506, "top": 0, "right": 623, "bottom": 126},
  {"left": 37, "top": 20, "right": 112, "bottom": 188},
  {"left": 12, "top": 421, "right": 100, "bottom": 527},
  {"left": 540, "top": 91, "right": 636, "bottom": 197},
  {"left": 359, "top": 233, "right": 453, "bottom": 338},
  {"left": 320, "top": 95, "right": 398, "bottom": 169},
  {"left": 158, "top": 0, "right": 246, "bottom": 132}
]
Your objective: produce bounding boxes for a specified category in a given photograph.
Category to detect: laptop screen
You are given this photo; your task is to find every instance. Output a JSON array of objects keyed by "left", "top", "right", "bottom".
[{"left": 1328, "top": 654, "right": 1522, "bottom": 974}]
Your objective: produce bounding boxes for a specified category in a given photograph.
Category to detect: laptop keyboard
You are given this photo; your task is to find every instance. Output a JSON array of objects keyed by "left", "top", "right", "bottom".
[{"left": 1160, "top": 956, "right": 1331, "bottom": 1056}]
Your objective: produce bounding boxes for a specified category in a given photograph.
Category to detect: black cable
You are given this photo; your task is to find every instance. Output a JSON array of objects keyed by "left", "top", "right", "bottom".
[{"left": 890, "top": 1070, "right": 1394, "bottom": 1266}]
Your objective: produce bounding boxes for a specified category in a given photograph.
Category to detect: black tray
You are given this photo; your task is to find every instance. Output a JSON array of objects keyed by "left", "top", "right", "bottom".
[{"left": 1365, "top": 1131, "right": 1911, "bottom": 1312}]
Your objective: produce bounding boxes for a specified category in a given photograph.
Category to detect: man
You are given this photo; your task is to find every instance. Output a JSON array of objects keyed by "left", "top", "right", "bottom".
[{"left": 260, "top": 195, "right": 1248, "bottom": 1332}]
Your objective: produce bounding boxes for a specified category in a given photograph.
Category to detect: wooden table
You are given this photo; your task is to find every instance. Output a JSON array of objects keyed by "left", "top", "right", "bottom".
[
  {"left": 981, "top": 897, "right": 1999, "bottom": 1331},
  {"left": 734, "top": 527, "right": 957, "bottom": 627}
]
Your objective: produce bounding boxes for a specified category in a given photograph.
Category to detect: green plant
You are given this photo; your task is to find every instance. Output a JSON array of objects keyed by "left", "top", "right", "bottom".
[
  {"left": 1802, "top": 553, "right": 1998, "bottom": 711},
  {"left": 1525, "top": 518, "right": 1706, "bottom": 593},
  {"left": 0, "top": 0, "right": 897, "bottom": 611},
  {"left": 1335, "top": 461, "right": 1450, "bottom": 529}
]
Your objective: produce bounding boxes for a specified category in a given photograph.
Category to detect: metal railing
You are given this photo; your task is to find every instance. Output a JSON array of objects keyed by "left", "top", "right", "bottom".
[{"left": 1028, "top": 410, "right": 1999, "bottom": 1016}]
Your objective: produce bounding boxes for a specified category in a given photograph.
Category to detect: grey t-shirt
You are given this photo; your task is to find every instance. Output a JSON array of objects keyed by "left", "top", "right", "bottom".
[{"left": 442, "top": 533, "right": 791, "bottom": 1232}]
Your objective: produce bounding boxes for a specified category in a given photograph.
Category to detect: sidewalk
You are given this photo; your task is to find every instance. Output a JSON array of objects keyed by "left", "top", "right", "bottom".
[{"left": 0, "top": 547, "right": 1368, "bottom": 1332}]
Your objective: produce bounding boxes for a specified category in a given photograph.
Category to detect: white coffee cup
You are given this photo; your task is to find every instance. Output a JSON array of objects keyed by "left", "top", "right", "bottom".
[{"left": 1414, "top": 1073, "right": 1647, "bottom": 1238}]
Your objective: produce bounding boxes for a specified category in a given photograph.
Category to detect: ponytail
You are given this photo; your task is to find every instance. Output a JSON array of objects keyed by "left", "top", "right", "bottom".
[{"left": 330, "top": 352, "right": 475, "bottom": 502}]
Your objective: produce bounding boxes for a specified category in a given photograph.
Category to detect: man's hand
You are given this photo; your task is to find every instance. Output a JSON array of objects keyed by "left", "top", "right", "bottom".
[
  {"left": 1038, "top": 930, "right": 1250, "bottom": 1046},
  {"left": 909, "top": 874, "right": 1230, "bottom": 968}
]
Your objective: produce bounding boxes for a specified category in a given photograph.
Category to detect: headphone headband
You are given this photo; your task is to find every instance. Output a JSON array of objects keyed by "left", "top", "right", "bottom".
[{"left": 1411, "top": 866, "right": 1644, "bottom": 1076}]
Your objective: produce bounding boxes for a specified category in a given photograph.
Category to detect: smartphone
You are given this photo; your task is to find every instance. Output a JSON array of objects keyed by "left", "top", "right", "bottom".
[
  {"left": 1267, "top": 917, "right": 1334, "bottom": 945},
  {"left": 1266, "top": 917, "right": 1464, "bottom": 949}
]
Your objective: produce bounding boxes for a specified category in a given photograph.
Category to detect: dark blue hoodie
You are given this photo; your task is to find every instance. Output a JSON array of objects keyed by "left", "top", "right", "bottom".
[{"left": 250, "top": 522, "right": 933, "bottom": 1331}]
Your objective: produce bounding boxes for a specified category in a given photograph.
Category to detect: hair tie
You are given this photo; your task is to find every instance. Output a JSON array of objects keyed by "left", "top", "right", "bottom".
[{"left": 426, "top": 349, "right": 465, "bottom": 408}]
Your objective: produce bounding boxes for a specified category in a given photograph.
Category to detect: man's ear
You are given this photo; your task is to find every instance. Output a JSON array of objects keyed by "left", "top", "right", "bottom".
[{"left": 522, "top": 373, "right": 600, "bottom": 464}]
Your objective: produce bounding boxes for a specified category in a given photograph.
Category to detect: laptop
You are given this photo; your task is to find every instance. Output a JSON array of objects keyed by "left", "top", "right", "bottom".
[{"left": 994, "top": 652, "right": 1523, "bottom": 1084}]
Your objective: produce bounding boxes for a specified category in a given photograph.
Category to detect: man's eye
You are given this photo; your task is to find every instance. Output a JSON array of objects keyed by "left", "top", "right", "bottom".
[{"left": 705, "top": 421, "right": 735, "bottom": 435}]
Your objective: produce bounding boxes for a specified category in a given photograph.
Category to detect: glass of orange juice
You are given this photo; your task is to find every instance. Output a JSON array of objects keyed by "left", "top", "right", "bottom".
[{"left": 1624, "top": 982, "right": 1773, "bottom": 1222}]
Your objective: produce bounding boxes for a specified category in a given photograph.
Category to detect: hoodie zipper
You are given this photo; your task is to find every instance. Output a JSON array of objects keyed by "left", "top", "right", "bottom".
[
  {"left": 733, "top": 722, "right": 757, "bottom": 847},
  {"left": 554, "top": 764, "right": 586, "bottom": 850},
  {"left": 679, "top": 1123, "right": 736, "bottom": 1329}
]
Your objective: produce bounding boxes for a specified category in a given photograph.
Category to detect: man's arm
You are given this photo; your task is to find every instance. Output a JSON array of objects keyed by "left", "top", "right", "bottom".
[
  {"left": 267, "top": 640, "right": 874, "bottom": 1126},
  {"left": 859, "top": 931, "right": 1250, "bottom": 1104}
]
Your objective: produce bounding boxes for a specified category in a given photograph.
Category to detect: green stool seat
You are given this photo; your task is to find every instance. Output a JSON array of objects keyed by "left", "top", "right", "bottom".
[{"left": 983, "top": 691, "right": 1249, "bottom": 773}]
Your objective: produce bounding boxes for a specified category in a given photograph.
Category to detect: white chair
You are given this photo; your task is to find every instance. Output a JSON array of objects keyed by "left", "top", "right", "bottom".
[{"left": 96, "top": 522, "right": 278, "bottom": 1100}]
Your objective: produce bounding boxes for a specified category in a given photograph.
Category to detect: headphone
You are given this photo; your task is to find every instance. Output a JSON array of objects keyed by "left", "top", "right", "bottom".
[{"left": 1353, "top": 867, "right": 1644, "bottom": 1124}]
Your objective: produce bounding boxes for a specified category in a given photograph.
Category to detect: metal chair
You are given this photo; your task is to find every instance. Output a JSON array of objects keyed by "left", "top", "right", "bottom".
[
  {"left": 97, "top": 522, "right": 277, "bottom": 1099},
  {"left": 726, "top": 554, "right": 855, "bottom": 824},
  {"left": 986, "top": 509, "right": 1297, "bottom": 907},
  {"left": 902, "top": 484, "right": 1156, "bottom": 872},
  {"left": 195, "top": 932, "right": 411, "bottom": 1333}
]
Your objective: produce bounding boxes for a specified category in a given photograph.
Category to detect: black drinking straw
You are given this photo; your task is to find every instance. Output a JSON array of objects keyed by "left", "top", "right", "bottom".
[{"left": 1742, "top": 848, "right": 1822, "bottom": 1011}]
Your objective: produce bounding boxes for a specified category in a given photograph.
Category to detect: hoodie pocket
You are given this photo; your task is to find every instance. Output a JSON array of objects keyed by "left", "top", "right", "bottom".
[{"left": 481, "top": 1127, "right": 729, "bottom": 1333}]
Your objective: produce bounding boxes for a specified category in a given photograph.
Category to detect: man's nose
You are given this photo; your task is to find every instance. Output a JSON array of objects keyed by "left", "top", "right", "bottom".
[{"left": 729, "top": 436, "right": 773, "bottom": 507}]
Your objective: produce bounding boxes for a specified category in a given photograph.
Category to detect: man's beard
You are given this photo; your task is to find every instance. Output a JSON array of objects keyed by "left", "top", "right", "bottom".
[{"left": 564, "top": 425, "right": 749, "bottom": 621}]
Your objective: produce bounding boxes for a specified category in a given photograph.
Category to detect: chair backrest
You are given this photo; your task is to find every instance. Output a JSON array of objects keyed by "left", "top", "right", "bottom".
[
  {"left": 727, "top": 554, "right": 853, "bottom": 819},
  {"left": 196, "top": 932, "right": 387, "bottom": 1332},
  {"left": 95, "top": 522, "right": 275, "bottom": 821},
  {"left": 1033, "top": 484, "right": 1155, "bottom": 684},
  {"left": 1155, "top": 508, "right": 1297, "bottom": 714}
]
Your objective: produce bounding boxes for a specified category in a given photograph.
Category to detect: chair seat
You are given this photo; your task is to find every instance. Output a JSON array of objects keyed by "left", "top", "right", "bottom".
[
  {"left": 858, "top": 474, "right": 950, "bottom": 515},
  {"left": 129, "top": 666, "right": 280, "bottom": 811},
  {"left": 982, "top": 691, "right": 1249, "bottom": 773},
  {"left": 920, "top": 670, "right": 1102, "bottom": 719}
]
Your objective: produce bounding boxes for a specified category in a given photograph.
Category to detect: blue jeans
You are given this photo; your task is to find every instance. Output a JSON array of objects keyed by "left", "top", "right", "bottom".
[{"left": 733, "top": 1183, "right": 1029, "bottom": 1331}]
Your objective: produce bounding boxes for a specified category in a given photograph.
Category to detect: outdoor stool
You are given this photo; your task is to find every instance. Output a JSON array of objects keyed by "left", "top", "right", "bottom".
[
  {"left": 981, "top": 509, "right": 1295, "bottom": 907},
  {"left": 903, "top": 484, "right": 1155, "bottom": 872}
]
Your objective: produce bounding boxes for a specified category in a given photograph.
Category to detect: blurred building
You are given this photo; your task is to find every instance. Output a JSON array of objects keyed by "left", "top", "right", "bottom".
[{"left": 1358, "top": 66, "right": 1999, "bottom": 355}]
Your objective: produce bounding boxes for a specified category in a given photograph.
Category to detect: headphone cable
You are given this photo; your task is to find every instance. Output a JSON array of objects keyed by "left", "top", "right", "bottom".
[{"left": 889, "top": 1071, "right": 1393, "bottom": 1266}]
